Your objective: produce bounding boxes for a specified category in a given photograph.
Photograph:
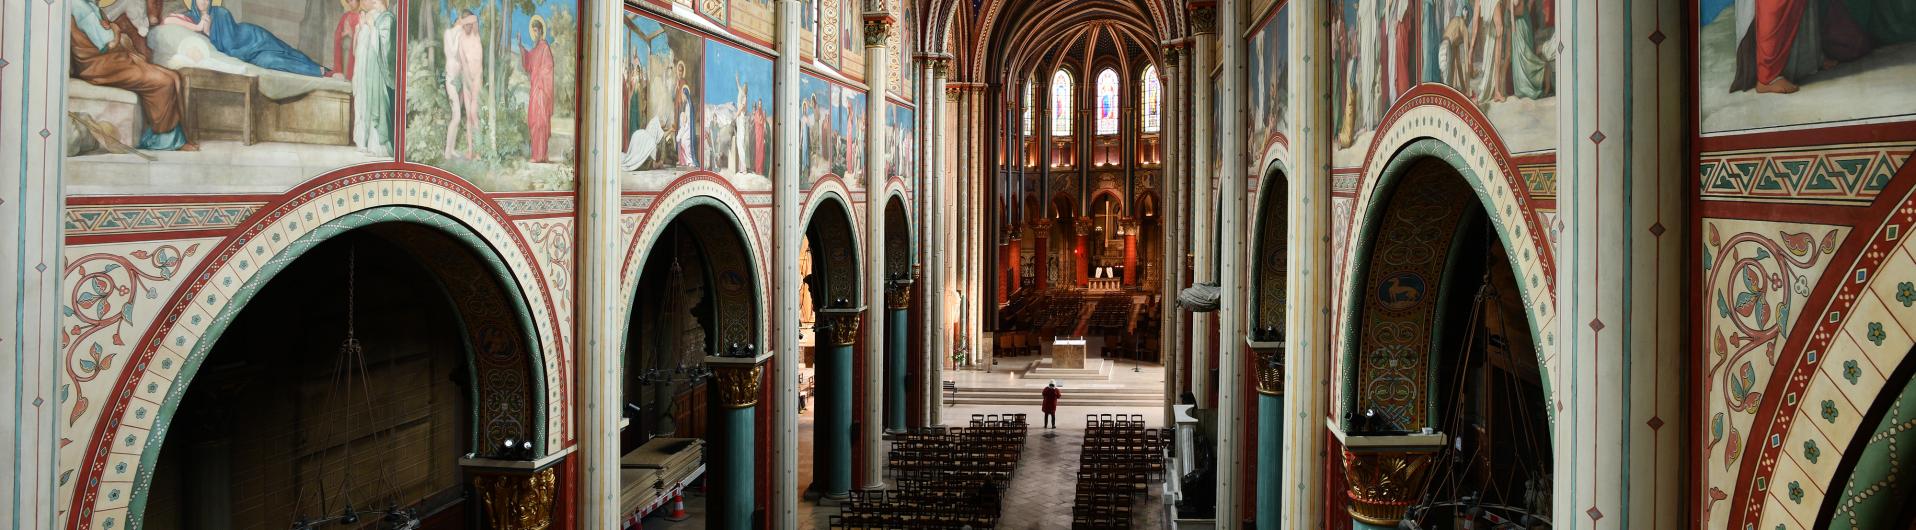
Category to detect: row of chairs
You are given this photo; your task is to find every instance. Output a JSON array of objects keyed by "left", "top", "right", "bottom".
[
  {"left": 833, "top": 414, "right": 1029, "bottom": 529},
  {"left": 1071, "top": 417, "right": 1164, "bottom": 530}
]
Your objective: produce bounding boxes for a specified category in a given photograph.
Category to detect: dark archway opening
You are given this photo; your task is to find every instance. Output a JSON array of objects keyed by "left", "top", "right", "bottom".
[
  {"left": 1344, "top": 157, "right": 1553, "bottom": 528},
  {"left": 145, "top": 231, "right": 497, "bottom": 530}
]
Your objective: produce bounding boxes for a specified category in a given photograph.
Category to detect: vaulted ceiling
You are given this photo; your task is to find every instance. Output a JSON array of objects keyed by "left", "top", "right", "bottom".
[{"left": 918, "top": 0, "right": 1183, "bottom": 84}]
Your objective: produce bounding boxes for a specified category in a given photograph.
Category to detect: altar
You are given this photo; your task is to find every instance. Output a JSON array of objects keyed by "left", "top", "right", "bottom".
[{"left": 1050, "top": 337, "right": 1087, "bottom": 369}]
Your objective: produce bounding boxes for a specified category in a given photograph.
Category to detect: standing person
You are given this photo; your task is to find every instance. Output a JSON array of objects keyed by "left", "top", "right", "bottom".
[
  {"left": 442, "top": 11, "right": 482, "bottom": 160},
  {"left": 518, "top": 16, "right": 555, "bottom": 162},
  {"left": 332, "top": 0, "right": 360, "bottom": 80},
  {"left": 350, "top": 0, "right": 394, "bottom": 156},
  {"left": 1041, "top": 382, "right": 1062, "bottom": 429}
]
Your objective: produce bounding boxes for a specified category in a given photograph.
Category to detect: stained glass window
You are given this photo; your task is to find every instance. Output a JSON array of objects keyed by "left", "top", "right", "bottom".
[
  {"left": 1051, "top": 69, "right": 1073, "bottom": 137},
  {"left": 1141, "top": 65, "right": 1162, "bottom": 133},
  {"left": 1023, "top": 82, "right": 1035, "bottom": 136},
  {"left": 1095, "top": 68, "right": 1119, "bottom": 135}
]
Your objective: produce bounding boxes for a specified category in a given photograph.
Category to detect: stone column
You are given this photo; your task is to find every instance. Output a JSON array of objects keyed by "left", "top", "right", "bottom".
[
  {"left": 1031, "top": 220, "right": 1052, "bottom": 291},
  {"left": 927, "top": 58, "right": 950, "bottom": 425},
  {"left": 1250, "top": 342, "right": 1284, "bottom": 528},
  {"left": 1556, "top": 0, "right": 1686, "bottom": 528},
  {"left": 885, "top": 279, "right": 913, "bottom": 432},
  {"left": 708, "top": 355, "right": 770, "bottom": 530},
  {"left": 771, "top": 0, "right": 805, "bottom": 524},
  {"left": 814, "top": 307, "right": 864, "bottom": 500},
  {"left": 1188, "top": 6, "right": 1217, "bottom": 405},
  {"left": 1159, "top": 44, "right": 1184, "bottom": 428},
  {"left": 575, "top": 0, "right": 626, "bottom": 522},
  {"left": 0, "top": 4, "right": 64, "bottom": 528},
  {"left": 1282, "top": 0, "right": 1332, "bottom": 526},
  {"left": 1074, "top": 217, "right": 1093, "bottom": 286},
  {"left": 1121, "top": 219, "right": 1140, "bottom": 285},
  {"left": 860, "top": 12, "right": 894, "bottom": 491},
  {"left": 1215, "top": 0, "right": 1248, "bottom": 522}
]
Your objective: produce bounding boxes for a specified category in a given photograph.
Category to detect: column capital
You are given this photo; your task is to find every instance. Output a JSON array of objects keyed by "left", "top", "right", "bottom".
[
  {"left": 1340, "top": 443, "right": 1441, "bottom": 527},
  {"left": 472, "top": 467, "right": 559, "bottom": 530},
  {"left": 1160, "top": 47, "right": 1180, "bottom": 67},
  {"left": 1030, "top": 219, "right": 1054, "bottom": 232},
  {"left": 817, "top": 307, "right": 866, "bottom": 346},
  {"left": 862, "top": 16, "right": 895, "bottom": 48},
  {"left": 1249, "top": 342, "right": 1284, "bottom": 395},
  {"left": 886, "top": 278, "right": 915, "bottom": 309},
  {"left": 1074, "top": 216, "right": 1095, "bottom": 236},
  {"left": 1187, "top": 3, "right": 1217, "bottom": 35},
  {"left": 708, "top": 357, "right": 768, "bottom": 409},
  {"left": 1118, "top": 218, "right": 1142, "bottom": 235}
]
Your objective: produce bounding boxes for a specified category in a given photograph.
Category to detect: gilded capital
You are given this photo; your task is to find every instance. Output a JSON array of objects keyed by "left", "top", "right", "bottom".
[
  {"left": 863, "top": 19, "right": 893, "bottom": 47},
  {"left": 1160, "top": 49, "right": 1179, "bottom": 68},
  {"left": 473, "top": 467, "right": 558, "bottom": 530},
  {"left": 1341, "top": 449, "right": 1437, "bottom": 526},
  {"left": 820, "top": 311, "right": 863, "bottom": 346},
  {"left": 886, "top": 280, "right": 914, "bottom": 309},
  {"left": 1253, "top": 346, "right": 1284, "bottom": 395},
  {"left": 929, "top": 57, "right": 951, "bottom": 78},
  {"left": 1074, "top": 216, "right": 1096, "bottom": 236},
  {"left": 711, "top": 363, "right": 765, "bottom": 409}
]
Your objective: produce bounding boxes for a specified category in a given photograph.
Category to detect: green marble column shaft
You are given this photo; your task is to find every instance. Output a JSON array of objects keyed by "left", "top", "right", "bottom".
[{"left": 886, "top": 306, "right": 908, "bottom": 432}]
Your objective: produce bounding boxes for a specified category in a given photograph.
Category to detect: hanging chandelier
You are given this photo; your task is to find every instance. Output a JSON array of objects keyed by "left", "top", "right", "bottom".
[{"left": 291, "top": 244, "right": 420, "bottom": 530}]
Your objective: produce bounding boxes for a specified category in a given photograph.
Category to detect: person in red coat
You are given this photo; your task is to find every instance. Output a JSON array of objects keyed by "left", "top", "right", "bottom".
[{"left": 1041, "top": 382, "right": 1062, "bottom": 429}]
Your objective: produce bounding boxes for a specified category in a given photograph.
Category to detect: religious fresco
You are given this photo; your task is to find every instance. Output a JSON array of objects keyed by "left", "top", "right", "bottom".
[
  {"left": 1699, "top": 0, "right": 1916, "bottom": 134},
  {"left": 618, "top": 14, "right": 705, "bottom": 185},
  {"left": 700, "top": 41, "right": 776, "bottom": 189},
  {"left": 1330, "top": 0, "right": 1558, "bottom": 165},
  {"left": 887, "top": 103, "right": 916, "bottom": 179},
  {"left": 1247, "top": 5, "right": 1290, "bottom": 170},
  {"left": 404, "top": 0, "right": 580, "bottom": 191},
  {"left": 801, "top": 73, "right": 869, "bottom": 188},
  {"left": 64, "top": 0, "right": 400, "bottom": 195}
]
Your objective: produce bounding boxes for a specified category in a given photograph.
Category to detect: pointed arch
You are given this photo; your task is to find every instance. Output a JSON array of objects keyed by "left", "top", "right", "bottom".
[
  {"left": 1141, "top": 64, "right": 1162, "bottom": 133},
  {"left": 1050, "top": 69, "right": 1074, "bottom": 137},
  {"left": 1095, "top": 67, "right": 1120, "bottom": 135}
]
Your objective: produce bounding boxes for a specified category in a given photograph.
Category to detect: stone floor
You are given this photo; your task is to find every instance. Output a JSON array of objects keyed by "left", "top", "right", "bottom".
[{"left": 638, "top": 400, "right": 1168, "bottom": 529}]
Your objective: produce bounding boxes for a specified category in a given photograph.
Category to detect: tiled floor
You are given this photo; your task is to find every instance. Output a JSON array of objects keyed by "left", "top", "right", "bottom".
[{"left": 643, "top": 363, "right": 1164, "bottom": 528}]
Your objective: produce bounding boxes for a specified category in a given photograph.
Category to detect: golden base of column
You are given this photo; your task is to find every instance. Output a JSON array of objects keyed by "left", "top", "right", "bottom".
[
  {"left": 473, "top": 467, "right": 558, "bottom": 530},
  {"left": 1249, "top": 341, "right": 1284, "bottom": 396},
  {"left": 1341, "top": 446, "right": 1437, "bottom": 526}
]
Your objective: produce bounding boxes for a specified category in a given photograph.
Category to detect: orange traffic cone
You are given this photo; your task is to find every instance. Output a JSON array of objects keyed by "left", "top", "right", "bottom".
[{"left": 663, "top": 492, "right": 689, "bottom": 521}]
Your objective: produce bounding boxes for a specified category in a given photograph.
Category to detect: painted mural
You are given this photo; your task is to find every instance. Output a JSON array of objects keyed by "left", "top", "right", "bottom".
[
  {"left": 1330, "top": 0, "right": 1558, "bottom": 165},
  {"left": 404, "top": 0, "right": 581, "bottom": 191},
  {"left": 64, "top": 0, "right": 399, "bottom": 195},
  {"left": 802, "top": 73, "right": 869, "bottom": 187},
  {"left": 1699, "top": 0, "right": 1916, "bottom": 134},
  {"left": 616, "top": 12, "right": 775, "bottom": 192},
  {"left": 1248, "top": 5, "right": 1290, "bottom": 170},
  {"left": 887, "top": 103, "right": 916, "bottom": 180}
]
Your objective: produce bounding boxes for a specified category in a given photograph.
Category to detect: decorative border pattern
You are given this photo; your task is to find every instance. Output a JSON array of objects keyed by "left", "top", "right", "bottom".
[
  {"left": 498, "top": 196, "right": 580, "bottom": 217},
  {"left": 1727, "top": 185, "right": 1916, "bottom": 529},
  {"left": 61, "top": 168, "right": 567, "bottom": 530},
  {"left": 1699, "top": 143, "right": 1915, "bottom": 205},
  {"left": 64, "top": 203, "right": 266, "bottom": 237}
]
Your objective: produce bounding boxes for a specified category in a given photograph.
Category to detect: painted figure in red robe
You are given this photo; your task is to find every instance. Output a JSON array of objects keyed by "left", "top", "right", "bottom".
[{"left": 520, "top": 16, "right": 556, "bottom": 162}]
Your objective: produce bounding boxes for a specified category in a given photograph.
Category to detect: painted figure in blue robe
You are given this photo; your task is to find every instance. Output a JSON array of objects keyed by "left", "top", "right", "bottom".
[{"left": 162, "top": 0, "right": 327, "bottom": 77}]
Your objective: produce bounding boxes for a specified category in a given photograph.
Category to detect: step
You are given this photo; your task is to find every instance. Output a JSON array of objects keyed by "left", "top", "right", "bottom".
[
  {"left": 945, "top": 396, "right": 1164, "bottom": 407},
  {"left": 952, "top": 386, "right": 1163, "bottom": 396}
]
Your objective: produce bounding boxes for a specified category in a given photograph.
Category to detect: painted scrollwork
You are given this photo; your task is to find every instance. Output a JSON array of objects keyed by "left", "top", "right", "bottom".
[
  {"left": 1702, "top": 225, "right": 1837, "bottom": 472},
  {"left": 61, "top": 244, "right": 200, "bottom": 425}
]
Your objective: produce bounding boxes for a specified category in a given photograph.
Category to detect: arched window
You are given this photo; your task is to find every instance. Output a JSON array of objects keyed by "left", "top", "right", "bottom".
[
  {"left": 1095, "top": 68, "right": 1120, "bottom": 135},
  {"left": 1141, "top": 65, "right": 1162, "bottom": 133},
  {"left": 1023, "top": 81, "right": 1035, "bottom": 136},
  {"left": 1050, "top": 69, "right": 1073, "bottom": 137}
]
